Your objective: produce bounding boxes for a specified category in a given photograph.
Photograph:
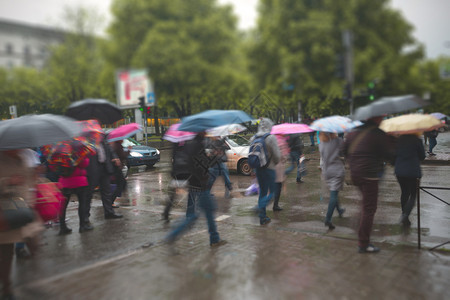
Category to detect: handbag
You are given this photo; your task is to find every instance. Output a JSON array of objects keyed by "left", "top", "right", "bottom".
[
  {"left": 0, "top": 196, "right": 35, "bottom": 232},
  {"left": 35, "top": 182, "right": 63, "bottom": 222}
]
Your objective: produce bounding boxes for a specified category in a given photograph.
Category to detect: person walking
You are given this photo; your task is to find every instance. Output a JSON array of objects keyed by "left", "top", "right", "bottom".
[
  {"left": 251, "top": 118, "right": 281, "bottom": 225},
  {"left": 273, "top": 134, "right": 289, "bottom": 211},
  {"left": 206, "top": 136, "right": 233, "bottom": 198},
  {"left": 86, "top": 134, "right": 123, "bottom": 222},
  {"left": 425, "top": 129, "right": 438, "bottom": 156},
  {"left": 165, "top": 132, "right": 227, "bottom": 247},
  {"left": 285, "top": 133, "right": 304, "bottom": 183},
  {"left": 57, "top": 157, "right": 93, "bottom": 233},
  {"left": 394, "top": 133, "right": 426, "bottom": 226},
  {"left": 162, "top": 141, "right": 191, "bottom": 222},
  {"left": 109, "top": 140, "right": 129, "bottom": 208},
  {"left": 0, "top": 150, "right": 43, "bottom": 300},
  {"left": 342, "top": 116, "right": 394, "bottom": 253},
  {"left": 319, "top": 132, "right": 346, "bottom": 230}
]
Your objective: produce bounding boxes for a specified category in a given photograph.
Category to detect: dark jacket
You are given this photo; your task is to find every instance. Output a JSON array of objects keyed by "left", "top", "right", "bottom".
[
  {"left": 207, "top": 138, "right": 228, "bottom": 164},
  {"left": 394, "top": 134, "right": 426, "bottom": 178},
  {"left": 87, "top": 137, "right": 118, "bottom": 178},
  {"left": 287, "top": 134, "right": 303, "bottom": 154},
  {"left": 185, "top": 134, "right": 210, "bottom": 189},
  {"left": 342, "top": 122, "right": 395, "bottom": 179},
  {"left": 171, "top": 142, "right": 190, "bottom": 178}
]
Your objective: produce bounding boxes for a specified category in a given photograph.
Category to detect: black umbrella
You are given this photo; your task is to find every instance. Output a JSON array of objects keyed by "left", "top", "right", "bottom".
[
  {"left": 352, "top": 95, "right": 429, "bottom": 121},
  {"left": 66, "top": 99, "right": 123, "bottom": 125},
  {"left": 0, "top": 114, "right": 81, "bottom": 150}
]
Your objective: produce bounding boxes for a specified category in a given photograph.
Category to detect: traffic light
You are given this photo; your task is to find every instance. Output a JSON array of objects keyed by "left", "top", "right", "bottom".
[
  {"left": 146, "top": 106, "right": 151, "bottom": 116},
  {"left": 138, "top": 96, "right": 146, "bottom": 112},
  {"left": 367, "top": 81, "right": 376, "bottom": 101}
]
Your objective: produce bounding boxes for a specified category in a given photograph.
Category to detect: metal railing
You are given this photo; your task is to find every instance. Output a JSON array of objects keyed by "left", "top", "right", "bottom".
[{"left": 417, "top": 180, "right": 450, "bottom": 250}]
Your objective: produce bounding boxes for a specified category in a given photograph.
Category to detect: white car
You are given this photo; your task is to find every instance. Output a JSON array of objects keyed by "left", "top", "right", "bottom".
[{"left": 223, "top": 135, "right": 251, "bottom": 176}]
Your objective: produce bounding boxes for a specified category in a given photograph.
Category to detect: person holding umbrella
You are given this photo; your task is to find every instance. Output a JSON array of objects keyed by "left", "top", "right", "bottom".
[{"left": 342, "top": 116, "right": 395, "bottom": 253}]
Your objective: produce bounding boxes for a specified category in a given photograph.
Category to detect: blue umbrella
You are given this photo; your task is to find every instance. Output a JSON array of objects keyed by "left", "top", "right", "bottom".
[
  {"left": 310, "top": 115, "right": 362, "bottom": 133},
  {"left": 430, "top": 112, "right": 446, "bottom": 120},
  {"left": 178, "top": 110, "right": 253, "bottom": 132}
]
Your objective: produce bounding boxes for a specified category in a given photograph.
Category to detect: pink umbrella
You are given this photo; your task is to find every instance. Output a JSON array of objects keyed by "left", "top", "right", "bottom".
[
  {"left": 163, "top": 123, "right": 196, "bottom": 143},
  {"left": 107, "top": 123, "right": 142, "bottom": 142},
  {"left": 271, "top": 123, "right": 314, "bottom": 135}
]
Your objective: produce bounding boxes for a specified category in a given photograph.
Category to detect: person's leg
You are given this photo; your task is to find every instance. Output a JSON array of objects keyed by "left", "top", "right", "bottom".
[
  {"left": 256, "top": 168, "right": 269, "bottom": 220},
  {"left": 296, "top": 154, "right": 302, "bottom": 181},
  {"left": 429, "top": 137, "right": 437, "bottom": 153},
  {"left": 76, "top": 186, "right": 93, "bottom": 232},
  {"left": 59, "top": 189, "right": 72, "bottom": 234},
  {"left": 273, "top": 182, "right": 282, "bottom": 210},
  {"left": 99, "top": 168, "right": 115, "bottom": 217},
  {"left": 357, "top": 179, "right": 379, "bottom": 248},
  {"left": 310, "top": 133, "right": 315, "bottom": 146},
  {"left": 396, "top": 176, "right": 410, "bottom": 216},
  {"left": 199, "top": 190, "right": 220, "bottom": 244},
  {"left": 0, "top": 244, "right": 14, "bottom": 297},
  {"left": 258, "top": 169, "right": 276, "bottom": 223},
  {"left": 219, "top": 162, "right": 232, "bottom": 191},
  {"left": 402, "top": 177, "right": 418, "bottom": 220},
  {"left": 207, "top": 166, "right": 219, "bottom": 191},
  {"left": 186, "top": 187, "right": 197, "bottom": 218},
  {"left": 166, "top": 190, "right": 199, "bottom": 242},
  {"left": 285, "top": 151, "right": 297, "bottom": 175},
  {"left": 325, "top": 190, "right": 339, "bottom": 224},
  {"left": 112, "top": 167, "right": 125, "bottom": 202}
]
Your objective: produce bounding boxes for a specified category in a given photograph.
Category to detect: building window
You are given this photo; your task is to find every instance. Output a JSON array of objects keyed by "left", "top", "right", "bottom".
[{"left": 6, "top": 44, "right": 13, "bottom": 54}]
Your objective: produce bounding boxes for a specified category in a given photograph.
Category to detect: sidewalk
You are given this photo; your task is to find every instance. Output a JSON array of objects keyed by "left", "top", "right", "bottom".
[{"left": 12, "top": 161, "right": 450, "bottom": 299}]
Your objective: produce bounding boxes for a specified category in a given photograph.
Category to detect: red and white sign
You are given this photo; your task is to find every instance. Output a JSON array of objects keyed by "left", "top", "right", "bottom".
[{"left": 116, "top": 69, "right": 155, "bottom": 108}]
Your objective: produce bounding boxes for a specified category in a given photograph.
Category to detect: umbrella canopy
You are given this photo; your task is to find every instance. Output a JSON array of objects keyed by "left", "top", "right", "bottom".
[
  {"left": 0, "top": 114, "right": 81, "bottom": 150},
  {"left": 270, "top": 123, "right": 313, "bottom": 135},
  {"left": 41, "top": 120, "right": 103, "bottom": 168},
  {"left": 163, "top": 123, "right": 196, "bottom": 143},
  {"left": 310, "top": 116, "right": 362, "bottom": 133},
  {"left": 379, "top": 114, "right": 445, "bottom": 134},
  {"left": 178, "top": 110, "right": 253, "bottom": 132},
  {"left": 107, "top": 123, "right": 142, "bottom": 142},
  {"left": 430, "top": 112, "right": 446, "bottom": 120},
  {"left": 206, "top": 123, "right": 247, "bottom": 137},
  {"left": 66, "top": 99, "right": 123, "bottom": 125},
  {"left": 352, "top": 95, "right": 429, "bottom": 121}
]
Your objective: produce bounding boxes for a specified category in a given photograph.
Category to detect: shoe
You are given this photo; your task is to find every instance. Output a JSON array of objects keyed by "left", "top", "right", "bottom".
[
  {"left": 296, "top": 179, "right": 304, "bottom": 183},
  {"left": 112, "top": 203, "right": 120, "bottom": 208},
  {"left": 399, "top": 215, "right": 411, "bottom": 227},
  {"left": 358, "top": 244, "right": 380, "bottom": 253},
  {"left": 224, "top": 189, "right": 232, "bottom": 199},
  {"left": 338, "top": 208, "right": 346, "bottom": 218},
  {"left": 79, "top": 224, "right": 94, "bottom": 233},
  {"left": 273, "top": 206, "right": 283, "bottom": 211},
  {"left": 105, "top": 213, "right": 123, "bottom": 219},
  {"left": 210, "top": 239, "right": 228, "bottom": 247},
  {"left": 58, "top": 226, "right": 72, "bottom": 235},
  {"left": 260, "top": 217, "right": 271, "bottom": 225},
  {"left": 15, "top": 248, "right": 31, "bottom": 259},
  {"left": 325, "top": 221, "right": 335, "bottom": 230}
]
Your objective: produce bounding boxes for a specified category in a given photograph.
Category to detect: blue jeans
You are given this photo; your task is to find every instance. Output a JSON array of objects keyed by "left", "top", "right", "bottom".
[
  {"left": 166, "top": 189, "right": 220, "bottom": 245},
  {"left": 429, "top": 137, "right": 437, "bottom": 153},
  {"left": 285, "top": 151, "right": 301, "bottom": 180},
  {"left": 255, "top": 168, "right": 276, "bottom": 220},
  {"left": 325, "top": 190, "right": 343, "bottom": 223},
  {"left": 207, "top": 162, "right": 232, "bottom": 190}
]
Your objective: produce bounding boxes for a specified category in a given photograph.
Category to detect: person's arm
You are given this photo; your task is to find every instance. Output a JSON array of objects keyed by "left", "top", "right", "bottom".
[{"left": 268, "top": 135, "right": 281, "bottom": 165}]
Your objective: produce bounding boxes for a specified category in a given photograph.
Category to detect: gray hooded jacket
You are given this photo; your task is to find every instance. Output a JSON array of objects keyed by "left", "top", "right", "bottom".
[{"left": 250, "top": 118, "right": 281, "bottom": 170}]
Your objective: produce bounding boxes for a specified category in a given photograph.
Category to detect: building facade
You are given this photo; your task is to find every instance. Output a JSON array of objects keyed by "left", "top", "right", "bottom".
[{"left": 0, "top": 19, "right": 65, "bottom": 70}]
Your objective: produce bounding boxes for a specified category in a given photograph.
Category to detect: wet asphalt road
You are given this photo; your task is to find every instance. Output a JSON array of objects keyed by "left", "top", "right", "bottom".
[{"left": 11, "top": 132, "right": 450, "bottom": 299}]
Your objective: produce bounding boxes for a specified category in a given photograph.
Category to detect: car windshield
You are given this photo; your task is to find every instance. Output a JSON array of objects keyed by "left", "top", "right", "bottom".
[
  {"left": 227, "top": 135, "right": 249, "bottom": 147},
  {"left": 121, "top": 138, "right": 140, "bottom": 148}
]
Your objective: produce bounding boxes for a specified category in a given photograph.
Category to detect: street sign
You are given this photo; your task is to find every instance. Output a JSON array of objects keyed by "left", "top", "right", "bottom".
[{"left": 9, "top": 105, "right": 17, "bottom": 118}]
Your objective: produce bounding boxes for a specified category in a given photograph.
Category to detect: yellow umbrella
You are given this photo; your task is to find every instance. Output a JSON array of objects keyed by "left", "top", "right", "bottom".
[{"left": 380, "top": 114, "right": 444, "bottom": 134}]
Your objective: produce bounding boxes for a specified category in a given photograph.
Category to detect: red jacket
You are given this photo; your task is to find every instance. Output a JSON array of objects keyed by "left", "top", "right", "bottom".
[{"left": 58, "top": 158, "right": 89, "bottom": 189}]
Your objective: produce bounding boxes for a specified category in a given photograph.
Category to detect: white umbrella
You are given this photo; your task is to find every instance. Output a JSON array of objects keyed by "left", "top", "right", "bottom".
[{"left": 206, "top": 124, "right": 247, "bottom": 137}]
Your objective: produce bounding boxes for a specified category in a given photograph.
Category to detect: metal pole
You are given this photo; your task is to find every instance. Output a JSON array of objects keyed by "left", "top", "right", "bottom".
[
  {"left": 342, "top": 30, "right": 354, "bottom": 115},
  {"left": 417, "top": 178, "right": 421, "bottom": 250},
  {"left": 144, "top": 110, "right": 148, "bottom": 146}
]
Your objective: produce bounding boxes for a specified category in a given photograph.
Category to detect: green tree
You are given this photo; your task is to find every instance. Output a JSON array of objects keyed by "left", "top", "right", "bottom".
[
  {"left": 249, "top": 0, "right": 424, "bottom": 118},
  {"left": 107, "top": 0, "right": 251, "bottom": 120}
]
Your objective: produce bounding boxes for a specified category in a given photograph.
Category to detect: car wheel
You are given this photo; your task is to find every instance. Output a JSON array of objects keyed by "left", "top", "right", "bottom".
[
  {"left": 146, "top": 163, "right": 155, "bottom": 169},
  {"left": 238, "top": 159, "right": 252, "bottom": 176}
]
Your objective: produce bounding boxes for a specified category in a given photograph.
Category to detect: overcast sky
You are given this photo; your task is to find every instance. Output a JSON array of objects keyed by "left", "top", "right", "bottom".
[{"left": 0, "top": 0, "right": 449, "bottom": 58}]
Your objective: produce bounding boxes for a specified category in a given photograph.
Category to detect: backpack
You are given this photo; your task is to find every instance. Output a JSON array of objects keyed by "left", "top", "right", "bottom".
[{"left": 248, "top": 133, "right": 271, "bottom": 169}]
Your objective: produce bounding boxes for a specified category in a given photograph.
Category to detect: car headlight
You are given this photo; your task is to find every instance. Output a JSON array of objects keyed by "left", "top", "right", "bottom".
[
  {"left": 156, "top": 149, "right": 160, "bottom": 155},
  {"left": 130, "top": 151, "right": 143, "bottom": 157}
]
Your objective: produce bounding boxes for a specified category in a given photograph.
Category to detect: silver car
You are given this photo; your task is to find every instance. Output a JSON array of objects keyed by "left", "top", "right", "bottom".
[{"left": 223, "top": 135, "right": 251, "bottom": 176}]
